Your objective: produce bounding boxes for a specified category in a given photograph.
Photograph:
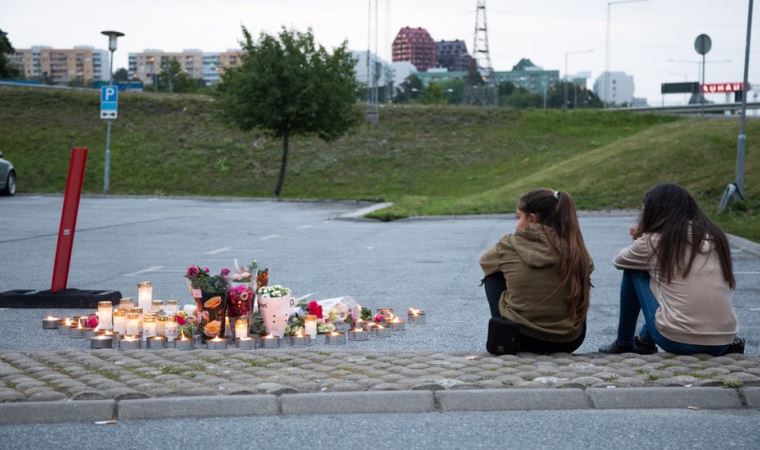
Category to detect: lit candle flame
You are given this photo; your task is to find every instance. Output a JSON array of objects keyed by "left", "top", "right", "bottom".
[
  {"left": 390, "top": 317, "right": 400, "bottom": 323},
  {"left": 64, "top": 318, "right": 72, "bottom": 326},
  {"left": 295, "top": 331, "right": 303, "bottom": 337},
  {"left": 77, "top": 322, "right": 83, "bottom": 329},
  {"left": 46, "top": 316, "right": 58, "bottom": 320},
  {"left": 377, "top": 325, "right": 385, "bottom": 329},
  {"left": 211, "top": 336, "right": 223, "bottom": 342},
  {"left": 264, "top": 334, "right": 274, "bottom": 339}
]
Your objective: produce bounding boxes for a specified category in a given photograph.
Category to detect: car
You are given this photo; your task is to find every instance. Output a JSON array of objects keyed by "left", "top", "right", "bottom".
[{"left": 0, "top": 150, "right": 16, "bottom": 196}]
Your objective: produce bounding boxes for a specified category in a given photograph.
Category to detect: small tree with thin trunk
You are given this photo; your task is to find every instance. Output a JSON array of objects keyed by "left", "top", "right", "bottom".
[{"left": 215, "top": 26, "right": 360, "bottom": 197}]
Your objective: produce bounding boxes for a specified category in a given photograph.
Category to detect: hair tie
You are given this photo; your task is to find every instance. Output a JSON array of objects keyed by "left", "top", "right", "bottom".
[{"left": 554, "top": 191, "right": 560, "bottom": 200}]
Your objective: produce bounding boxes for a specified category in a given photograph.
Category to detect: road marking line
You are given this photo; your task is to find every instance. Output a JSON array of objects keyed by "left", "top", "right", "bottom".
[
  {"left": 124, "top": 266, "right": 164, "bottom": 277},
  {"left": 259, "top": 234, "right": 279, "bottom": 241},
  {"left": 205, "top": 247, "right": 232, "bottom": 255},
  {"left": 735, "top": 272, "right": 760, "bottom": 274},
  {"left": 297, "top": 225, "right": 314, "bottom": 229}
]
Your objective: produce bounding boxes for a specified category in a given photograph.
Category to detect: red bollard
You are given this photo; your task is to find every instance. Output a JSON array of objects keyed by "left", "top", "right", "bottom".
[{"left": 51, "top": 147, "right": 88, "bottom": 292}]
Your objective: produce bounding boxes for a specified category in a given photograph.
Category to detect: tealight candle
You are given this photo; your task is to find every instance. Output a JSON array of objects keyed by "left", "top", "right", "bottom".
[
  {"left": 374, "top": 324, "right": 390, "bottom": 338},
  {"left": 389, "top": 317, "right": 406, "bottom": 331},
  {"left": 354, "top": 319, "right": 366, "bottom": 330},
  {"left": 90, "top": 335, "right": 113, "bottom": 349},
  {"left": 408, "top": 307, "right": 426, "bottom": 323},
  {"left": 146, "top": 336, "right": 167, "bottom": 349},
  {"left": 164, "top": 316, "right": 178, "bottom": 342},
  {"left": 348, "top": 328, "right": 369, "bottom": 341},
  {"left": 206, "top": 336, "right": 228, "bottom": 350},
  {"left": 84, "top": 328, "right": 98, "bottom": 338},
  {"left": 97, "top": 301, "right": 113, "bottom": 330},
  {"left": 325, "top": 331, "right": 346, "bottom": 345},
  {"left": 304, "top": 315, "right": 317, "bottom": 339},
  {"left": 125, "top": 311, "right": 141, "bottom": 336},
  {"left": 236, "top": 336, "right": 257, "bottom": 350},
  {"left": 42, "top": 316, "right": 60, "bottom": 329},
  {"left": 289, "top": 332, "right": 310, "bottom": 346},
  {"left": 113, "top": 309, "right": 126, "bottom": 335},
  {"left": 174, "top": 332, "right": 193, "bottom": 350},
  {"left": 261, "top": 334, "right": 280, "bottom": 349},
  {"left": 234, "top": 318, "right": 249, "bottom": 339},
  {"left": 137, "top": 281, "right": 153, "bottom": 313},
  {"left": 119, "top": 336, "right": 141, "bottom": 350}
]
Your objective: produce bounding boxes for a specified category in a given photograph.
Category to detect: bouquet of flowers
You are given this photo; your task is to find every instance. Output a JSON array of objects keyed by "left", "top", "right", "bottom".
[
  {"left": 258, "top": 285, "right": 291, "bottom": 297},
  {"left": 228, "top": 284, "right": 253, "bottom": 318},
  {"left": 185, "top": 265, "right": 230, "bottom": 295},
  {"left": 175, "top": 311, "right": 197, "bottom": 338}
]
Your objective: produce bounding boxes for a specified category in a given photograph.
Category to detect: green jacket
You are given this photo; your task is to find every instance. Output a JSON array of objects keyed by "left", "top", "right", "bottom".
[{"left": 480, "top": 224, "right": 592, "bottom": 343}]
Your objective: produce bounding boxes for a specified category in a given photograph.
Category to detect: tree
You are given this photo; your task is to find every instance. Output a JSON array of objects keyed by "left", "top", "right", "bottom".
[
  {"left": 114, "top": 68, "right": 129, "bottom": 82},
  {"left": 546, "top": 81, "right": 602, "bottom": 109},
  {"left": 215, "top": 26, "right": 360, "bottom": 197},
  {"left": 393, "top": 74, "right": 424, "bottom": 103},
  {"left": 0, "top": 28, "right": 20, "bottom": 79}
]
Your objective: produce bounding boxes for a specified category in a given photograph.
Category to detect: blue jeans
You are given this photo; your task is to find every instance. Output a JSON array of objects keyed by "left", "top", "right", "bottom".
[{"left": 617, "top": 270, "right": 728, "bottom": 356}]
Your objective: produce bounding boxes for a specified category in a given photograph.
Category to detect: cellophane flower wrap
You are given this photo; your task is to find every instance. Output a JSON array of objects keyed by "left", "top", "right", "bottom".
[{"left": 228, "top": 284, "right": 253, "bottom": 318}]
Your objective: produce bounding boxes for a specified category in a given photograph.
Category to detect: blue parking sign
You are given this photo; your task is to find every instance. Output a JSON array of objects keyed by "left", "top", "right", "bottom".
[{"left": 100, "top": 85, "right": 119, "bottom": 119}]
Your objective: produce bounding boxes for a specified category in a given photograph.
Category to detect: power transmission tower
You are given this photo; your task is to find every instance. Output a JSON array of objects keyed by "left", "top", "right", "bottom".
[
  {"left": 465, "top": 0, "right": 498, "bottom": 105},
  {"left": 365, "top": 0, "right": 380, "bottom": 123}
]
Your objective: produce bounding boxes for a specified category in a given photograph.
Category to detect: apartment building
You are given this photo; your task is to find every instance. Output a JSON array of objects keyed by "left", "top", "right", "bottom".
[
  {"left": 392, "top": 27, "right": 436, "bottom": 71},
  {"left": 129, "top": 49, "right": 242, "bottom": 86},
  {"left": 436, "top": 40, "right": 472, "bottom": 72},
  {"left": 10, "top": 46, "right": 109, "bottom": 83}
]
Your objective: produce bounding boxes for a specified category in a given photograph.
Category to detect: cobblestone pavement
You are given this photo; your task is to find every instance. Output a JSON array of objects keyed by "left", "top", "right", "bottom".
[{"left": 1, "top": 350, "right": 758, "bottom": 402}]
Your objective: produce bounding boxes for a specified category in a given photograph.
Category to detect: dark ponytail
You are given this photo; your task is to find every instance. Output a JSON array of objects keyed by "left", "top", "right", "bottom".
[{"left": 518, "top": 189, "right": 592, "bottom": 320}]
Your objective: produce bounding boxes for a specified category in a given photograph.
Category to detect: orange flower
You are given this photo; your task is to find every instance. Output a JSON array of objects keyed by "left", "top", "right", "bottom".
[
  {"left": 204, "top": 297, "right": 222, "bottom": 309},
  {"left": 204, "top": 320, "right": 221, "bottom": 337}
]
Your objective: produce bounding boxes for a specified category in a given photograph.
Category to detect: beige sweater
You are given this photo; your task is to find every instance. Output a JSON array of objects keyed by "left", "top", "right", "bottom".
[
  {"left": 480, "top": 224, "right": 592, "bottom": 343},
  {"left": 613, "top": 234, "right": 738, "bottom": 345}
]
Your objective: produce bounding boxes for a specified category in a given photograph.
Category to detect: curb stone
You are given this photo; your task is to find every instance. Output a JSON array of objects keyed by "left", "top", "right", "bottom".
[
  {"left": 587, "top": 387, "right": 743, "bottom": 409},
  {"left": 436, "top": 388, "right": 589, "bottom": 411},
  {"left": 0, "top": 388, "right": 757, "bottom": 425},
  {"left": 118, "top": 395, "right": 279, "bottom": 420},
  {"left": 0, "top": 400, "right": 115, "bottom": 425}
]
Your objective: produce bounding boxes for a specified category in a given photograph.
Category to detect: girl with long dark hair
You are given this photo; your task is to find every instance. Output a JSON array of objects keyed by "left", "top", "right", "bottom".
[
  {"left": 480, "top": 189, "right": 593, "bottom": 354},
  {"left": 600, "top": 183, "right": 744, "bottom": 355}
]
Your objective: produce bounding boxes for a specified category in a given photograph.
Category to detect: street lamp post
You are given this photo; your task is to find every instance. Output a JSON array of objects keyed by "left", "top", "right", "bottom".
[
  {"left": 719, "top": 0, "right": 754, "bottom": 212},
  {"left": 564, "top": 49, "right": 593, "bottom": 110},
  {"left": 101, "top": 30, "right": 124, "bottom": 194},
  {"left": 605, "top": 0, "right": 649, "bottom": 107}
]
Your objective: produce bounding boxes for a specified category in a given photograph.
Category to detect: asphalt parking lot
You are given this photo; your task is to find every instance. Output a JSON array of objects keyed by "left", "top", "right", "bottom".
[{"left": 0, "top": 195, "right": 758, "bottom": 354}]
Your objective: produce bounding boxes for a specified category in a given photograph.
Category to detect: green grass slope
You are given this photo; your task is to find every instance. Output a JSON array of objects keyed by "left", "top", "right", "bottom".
[{"left": 0, "top": 86, "right": 756, "bottom": 240}]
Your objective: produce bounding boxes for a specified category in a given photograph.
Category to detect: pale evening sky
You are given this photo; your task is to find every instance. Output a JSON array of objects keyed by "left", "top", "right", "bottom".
[{"left": 1, "top": 0, "right": 757, "bottom": 105}]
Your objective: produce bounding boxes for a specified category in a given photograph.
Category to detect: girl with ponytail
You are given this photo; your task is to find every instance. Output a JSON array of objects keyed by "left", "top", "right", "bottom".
[{"left": 480, "top": 189, "right": 593, "bottom": 354}]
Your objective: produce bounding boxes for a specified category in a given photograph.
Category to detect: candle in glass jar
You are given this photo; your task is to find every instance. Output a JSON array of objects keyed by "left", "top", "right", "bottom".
[
  {"left": 42, "top": 316, "right": 60, "bottom": 329},
  {"left": 97, "top": 301, "right": 113, "bottom": 330},
  {"left": 151, "top": 299, "right": 163, "bottom": 314},
  {"left": 137, "top": 281, "right": 153, "bottom": 313},
  {"left": 165, "top": 299, "right": 179, "bottom": 315},
  {"left": 125, "top": 311, "right": 141, "bottom": 336},
  {"left": 234, "top": 318, "right": 248, "bottom": 339},
  {"left": 142, "top": 314, "right": 157, "bottom": 341},
  {"left": 164, "top": 316, "right": 179, "bottom": 341},
  {"left": 113, "top": 309, "right": 126, "bottom": 335},
  {"left": 156, "top": 315, "right": 167, "bottom": 336},
  {"left": 119, "top": 297, "right": 135, "bottom": 309},
  {"left": 304, "top": 314, "right": 317, "bottom": 339}
]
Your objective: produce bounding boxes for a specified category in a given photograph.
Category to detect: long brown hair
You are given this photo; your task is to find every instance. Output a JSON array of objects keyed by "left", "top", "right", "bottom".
[
  {"left": 518, "top": 189, "right": 592, "bottom": 320},
  {"left": 638, "top": 183, "right": 735, "bottom": 288}
]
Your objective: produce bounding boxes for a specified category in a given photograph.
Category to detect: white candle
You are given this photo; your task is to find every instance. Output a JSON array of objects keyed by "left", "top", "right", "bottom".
[
  {"left": 157, "top": 316, "right": 166, "bottom": 336},
  {"left": 165, "top": 299, "right": 179, "bottom": 315},
  {"left": 235, "top": 318, "right": 248, "bottom": 339},
  {"left": 97, "top": 301, "right": 113, "bottom": 331},
  {"left": 137, "top": 281, "right": 153, "bottom": 313},
  {"left": 151, "top": 300, "right": 163, "bottom": 314},
  {"left": 305, "top": 314, "right": 317, "bottom": 339},
  {"left": 164, "top": 317, "right": 179, "bottom": 342},
  {"left": 125, "top": 311, "right": 140, "bottom": 336},
  {"left": 143, "top": 315, "right": 157, "bottom": 341}
]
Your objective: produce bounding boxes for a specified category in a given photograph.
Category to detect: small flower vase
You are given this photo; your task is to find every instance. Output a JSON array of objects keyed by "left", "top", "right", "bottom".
[
  {"left": 258, "top": 294, "right": 294, "bottom": 338},
  {"left": 199, "top": 291, "right": 228, "bottom": 343}
]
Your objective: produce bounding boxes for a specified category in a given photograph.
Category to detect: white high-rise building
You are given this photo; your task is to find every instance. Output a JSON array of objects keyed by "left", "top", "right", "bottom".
[{"left": 593, "top": 71, "right": 635, "bottom": 106}]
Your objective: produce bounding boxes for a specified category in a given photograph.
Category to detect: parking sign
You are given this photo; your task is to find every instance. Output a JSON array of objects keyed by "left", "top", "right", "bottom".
[{"left": 100, "top": 85, "right": 119, "bottom": 119}]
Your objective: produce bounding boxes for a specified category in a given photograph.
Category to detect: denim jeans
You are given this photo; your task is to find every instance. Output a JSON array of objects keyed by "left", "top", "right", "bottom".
[
  {"left": 617, "top": 269, "right": 728, "bottom": 356},
  {"left": 482, "top": 272, "right": 585, "bottom": 354}
]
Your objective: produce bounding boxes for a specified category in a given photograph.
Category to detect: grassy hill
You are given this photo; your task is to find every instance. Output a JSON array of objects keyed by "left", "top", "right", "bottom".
[{"left": 0, "top": 86, "right": 757, "bottom": 241}]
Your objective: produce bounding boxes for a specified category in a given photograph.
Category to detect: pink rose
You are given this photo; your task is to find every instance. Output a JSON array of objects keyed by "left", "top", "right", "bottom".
[{"left": 221, "top": 268, "right": 230, "bottom": 277}]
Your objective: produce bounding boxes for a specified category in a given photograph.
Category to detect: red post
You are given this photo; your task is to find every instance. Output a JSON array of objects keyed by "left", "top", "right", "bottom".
[{"left": 51, "top": 147, "right": 88, "bottom": 292}]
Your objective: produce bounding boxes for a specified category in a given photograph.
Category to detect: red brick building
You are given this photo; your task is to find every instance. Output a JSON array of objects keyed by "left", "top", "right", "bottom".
[{"left": 392, "top": 27, "right": 436, "bottom": 71}]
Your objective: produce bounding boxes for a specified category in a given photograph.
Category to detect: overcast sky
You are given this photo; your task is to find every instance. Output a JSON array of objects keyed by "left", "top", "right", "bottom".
[{"left": 1, "top": 0, "right": 757, "bottom": 104}]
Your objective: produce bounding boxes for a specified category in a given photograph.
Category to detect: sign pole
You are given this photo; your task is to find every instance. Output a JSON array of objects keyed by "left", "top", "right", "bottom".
[{"left": 104, "top": 119, "right": 112, "bottom": 193}]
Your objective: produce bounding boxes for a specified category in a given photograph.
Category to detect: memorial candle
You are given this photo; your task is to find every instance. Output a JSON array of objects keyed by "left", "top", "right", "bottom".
[
  {"left": 151, "top": 299, "right": 163, "bottom": 314},
  {"left": 164, "top": 299, "right": 179, "bottom": 315},
  {"left": 174, "top": 332, "right": 193, "bottom": 350},
  {"left": 142, "top": 314, "right": 157, "bottom": 341},
  {"left": 164, "top": 316, "right": 178, "bottom": 342},
  {"left": 234, "top": 318, "right": 249, "bottom": 339},
  {"left": 98, "top": 301, "right": 113, "bottom": 331},
  {"left": 137, "top": 281, "right": 153, "bottom": 313},
  {"left": 113, "top": 309, "right": 126, "bottom": 335},
  {"left": 125, "top": 311, "right": 141, "bottom": 336},
  {"left": 42, "top": 316, "right": 60, "bottom": 329},
  {"left": 304, "top": 314, "right": 317, "bottom": 339}
]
